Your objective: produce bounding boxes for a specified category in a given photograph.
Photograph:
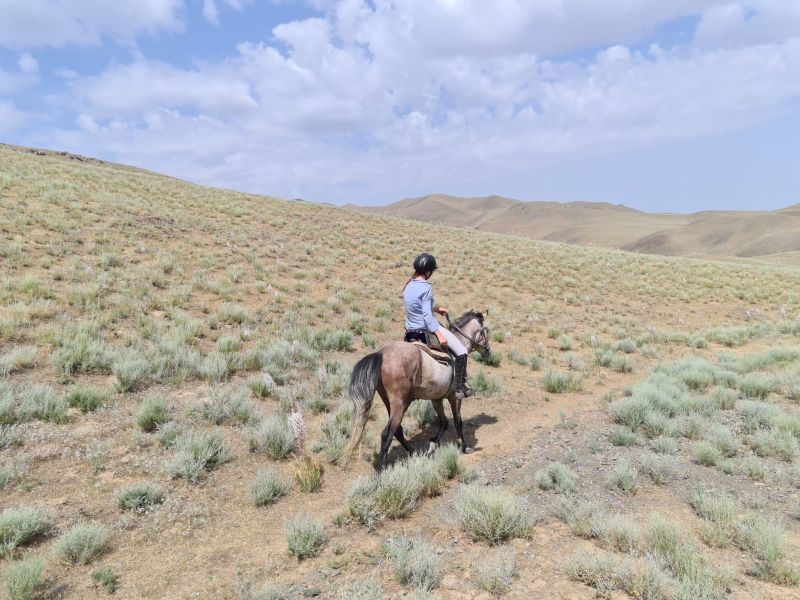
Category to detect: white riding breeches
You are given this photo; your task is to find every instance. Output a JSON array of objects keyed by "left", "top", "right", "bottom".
[{"left": 439, "top": 327, "right": 467, "bottom": 356}]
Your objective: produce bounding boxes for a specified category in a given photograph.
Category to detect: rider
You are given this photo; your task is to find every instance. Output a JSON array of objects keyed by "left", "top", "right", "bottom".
[{"left": 403, "top": 252, "right": 473, "bottom": 399}]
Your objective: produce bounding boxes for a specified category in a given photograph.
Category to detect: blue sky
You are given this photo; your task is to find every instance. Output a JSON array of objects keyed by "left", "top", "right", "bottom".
[{"left": 1, "top": 0, "right": 799, "bottom": 212}]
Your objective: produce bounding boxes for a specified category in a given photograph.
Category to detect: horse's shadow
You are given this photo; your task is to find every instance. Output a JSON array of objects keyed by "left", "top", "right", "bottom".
[{"left": 380, "top": 411, "right": 498, "bottom": 467}]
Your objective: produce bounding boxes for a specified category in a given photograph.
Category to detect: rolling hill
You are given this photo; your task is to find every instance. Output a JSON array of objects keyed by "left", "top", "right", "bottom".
[{"left": 357, "top": 193, "right": 800, "bottom": 260}]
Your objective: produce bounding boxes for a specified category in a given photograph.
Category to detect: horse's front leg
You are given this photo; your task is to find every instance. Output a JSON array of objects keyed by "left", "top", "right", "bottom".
[
  {"left": 427, "top": 398, "right": 448, "bottom": 454},
  {"left": 447, "top": 395, "right": 469, "bottom": 453}
]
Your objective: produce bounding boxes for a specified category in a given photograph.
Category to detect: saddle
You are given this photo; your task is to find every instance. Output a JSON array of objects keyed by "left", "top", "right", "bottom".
[{"left": 404, "top": 330, "right": 454, "bottom": 366}]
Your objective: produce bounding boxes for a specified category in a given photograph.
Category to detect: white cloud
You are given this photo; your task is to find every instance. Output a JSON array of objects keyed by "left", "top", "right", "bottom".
[
  {"left": 203, "top": 0, "right": 220, "bottom": 26},
  {"left": 14, "top": 0, "right": 800, "bottom": 203},
  {"left": 0, "top": 101, "right": 27, "bottom": 133},
  {"left": 0, "top": 0, "right": 184, "bottom": 49},
  {"left": 17, "top": 53, "right": 38, "bottom": 74}
]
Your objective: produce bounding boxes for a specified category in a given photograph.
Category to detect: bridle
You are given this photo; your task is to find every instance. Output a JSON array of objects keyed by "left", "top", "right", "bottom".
[{"left": 445, "top": 314, "right": 491, "bottom": 354}]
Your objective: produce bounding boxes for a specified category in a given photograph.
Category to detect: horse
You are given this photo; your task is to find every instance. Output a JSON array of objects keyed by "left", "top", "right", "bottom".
[{"left": 338, "top": 311, "right": 492, "bottom": 470}]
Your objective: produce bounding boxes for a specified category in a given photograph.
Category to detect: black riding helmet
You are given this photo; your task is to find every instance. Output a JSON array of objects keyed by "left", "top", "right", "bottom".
[{"left": 413, "top": 252, "right": 437, "bottom": 274}]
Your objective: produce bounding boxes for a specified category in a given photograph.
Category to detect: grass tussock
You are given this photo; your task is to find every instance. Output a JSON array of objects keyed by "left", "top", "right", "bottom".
[
  {"left": 383, "top": 536, "right": 441, "bottom": 591},
  {"left": 167, "top": 430, "right": 231, "bottom": 483},
  {"left": 54, "top": 522, "right": 108, "bottom": 564},
  {"left": 250, "top": 468, "right": 290, "bottom": 506},
  {"left": 455, "top": 484, "right": 536, "bottom": 544},
  {"left": 118, "top": 484, "right": 165, "bottom": 512},
  {"left": 284, "top": 513, "right": 324, "bottom": 560},
  {"left": 4, "top": 554, "right": 46, "bottom": 600},
  {"left": 534, "top": 461, "right": 578, "bottom": 495},
  {"left": 0, "top": 507, "right": 52, "bottom": 556}
]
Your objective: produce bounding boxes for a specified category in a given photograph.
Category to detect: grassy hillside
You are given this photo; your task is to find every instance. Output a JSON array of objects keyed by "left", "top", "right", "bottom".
[
  {"left": 361, "top": 193, "right": 800, "bottom": 260},
  {"left": 1, "top": 145, "right": 800, "bottom": 599}
]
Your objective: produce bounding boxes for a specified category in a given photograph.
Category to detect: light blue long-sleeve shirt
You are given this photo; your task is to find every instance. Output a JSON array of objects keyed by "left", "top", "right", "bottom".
[{"left": 403, "top": 279, "right": 440, "bottom": 332}]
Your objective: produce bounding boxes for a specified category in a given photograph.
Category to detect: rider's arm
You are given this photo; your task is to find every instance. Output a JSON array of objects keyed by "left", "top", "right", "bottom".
[{"left": 420, "top": 287, "right": 441, "bottom": 333}]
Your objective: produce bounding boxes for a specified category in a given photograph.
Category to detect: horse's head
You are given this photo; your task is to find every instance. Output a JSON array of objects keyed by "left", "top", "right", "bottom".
[{"left": 452, "top": 309, "right": 492, "bottom": 359}]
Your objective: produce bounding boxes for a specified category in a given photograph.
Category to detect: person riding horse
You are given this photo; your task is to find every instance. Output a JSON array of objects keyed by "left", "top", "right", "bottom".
[{"left": 402, "top": 253, "right": 472, "bottom": 400}]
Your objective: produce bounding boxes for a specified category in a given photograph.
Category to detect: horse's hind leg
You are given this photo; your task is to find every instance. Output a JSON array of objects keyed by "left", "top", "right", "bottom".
[
  {"left": 377, "top": 385, "right": 412, "bottom": 456},
  {"left": 378, "top": 399, "right": 411, "bottom": 471},
  {"left": 447, "top": 395, "right": 468, "bottom": 453},
  {"left": 427, "top": 398, "right": 448, "bottom": 454}
]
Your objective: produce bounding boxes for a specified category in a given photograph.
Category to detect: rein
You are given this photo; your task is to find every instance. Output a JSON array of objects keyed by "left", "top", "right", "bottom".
[{"left": 445, "top": 314, "right": 490, "bottom": 352}]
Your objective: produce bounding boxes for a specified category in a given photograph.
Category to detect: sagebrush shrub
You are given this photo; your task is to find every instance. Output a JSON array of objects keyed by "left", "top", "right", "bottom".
[
  {"left": 534, "top": 461, "right": 578, "bottom": 495},
  {"left": 54, "top": 522, "right": 108, "bottom": 564},
  {"left": 168, "top": 430, "right": 231, "bottom": 483},
  {"left": 118, "top": 484, "right": 165, "bottom": 512},
  {"left": 0, "top": 507, "right": 52, "bottom": 556},
  {"left": 455, "top": 485, "right": 534, "bottom": 544},
  {"left": 247, "top": 415, "right": 295, "bottom": 459},
  {"left": 250, "top": 468, "right": 290, "bottom": 506},
  {"left": 136, "top": 394, "right": 170, "bottom": 432},
  {"left": 284, "top": 513, "right": 324, "bottom": 559},
  {"left": 383, "top": 536, "right": 441, "bottom": 591},
  {"left": 4, "top": 554, "right": 45, "bottom": 600}
]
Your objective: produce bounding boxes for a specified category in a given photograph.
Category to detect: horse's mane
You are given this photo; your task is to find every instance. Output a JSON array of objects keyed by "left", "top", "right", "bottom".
[{"left": 452, "top": 310, "right": 484, "bottom": 328}]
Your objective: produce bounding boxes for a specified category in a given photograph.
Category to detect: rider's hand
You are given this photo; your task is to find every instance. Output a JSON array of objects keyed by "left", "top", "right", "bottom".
[
  {"left": 436, "top": 330, "right": 448, "bottom": 346},
  {"left": 436, "top": 307, "right": 449, "bottom": 316}
]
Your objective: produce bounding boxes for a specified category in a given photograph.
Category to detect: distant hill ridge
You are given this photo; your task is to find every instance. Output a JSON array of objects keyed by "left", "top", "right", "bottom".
[{"left": 355, "top": 193, "right": 800, "bottom": 259}]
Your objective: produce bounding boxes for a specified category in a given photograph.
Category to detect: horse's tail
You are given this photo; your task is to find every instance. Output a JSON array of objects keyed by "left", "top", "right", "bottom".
[{"left": 338, "top": 351, "right": 382, "bottom": 467}]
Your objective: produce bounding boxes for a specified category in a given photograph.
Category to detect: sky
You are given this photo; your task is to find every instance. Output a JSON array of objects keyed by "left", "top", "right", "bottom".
[{"left": 1, "top": 0, "right": 799, "bottom": 212}]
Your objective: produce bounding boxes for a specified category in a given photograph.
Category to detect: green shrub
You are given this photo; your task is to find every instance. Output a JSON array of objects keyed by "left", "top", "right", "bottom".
[
  {"left": 704, "top": 424, "right": 741, "bottom": 458},
  {"left": 0, "top": 507, "right": 52, "bottom": 556},
  {"left": 113, "top": 352, "right": 150, "bottom": 392},
  {"left": 640, "top": 454, "right": 676, "bottom": 485},
  {"left": 347, "top": 476, "right": 381, "bottom": 529},
  {"left": 534, "top": 462, "right": 578, "bottom": 495},
  {"left": 64, "top": 387, "right": 108, "bottom": 413},
  {"left": 611, "top": 354, "right": 635, "bottom": 373},
  {"left": 17, "top": 384, "right": 67, "bottom": 424},
  {"left": 284, "top": 513, "right": 324, "bottom": 559},
  {"left": 609, "top": 460, "right": 638, "bottom": 494},
  {"left": 247, "top": 415, "right": 295, "bottom": 459},
  {"left": 250, "top": 468, "right": 290, "bottom": 506},
  {"left": 118, "top": 484, "right": 165, "bottom": 512},
  {"left": 383, "top": 536, "right": 441, "bottom": 591},
  {"left": 54, "top": 522, "right": 108, "bottom": 564},
  {"left": 373, "top": 463, "right": 425, "bottom": 519},
  {"left": 610, "top": 426, "right": 641, "bottom": 447},
  {"left": 455, "top": 485, "right": 534, "bottom": 544},
  {"left": 476, "top": 547, "right": 517, "bottom": 594},
  {"left": 710, "top": 387, "right": 737, "bottom": 410},
  {"left": 0, "top": 346, "right": 36, "bottom": 376},
  {"left": 51, "top": 332, "right": 112, "bottom": 376},
  {"left": 694, "top": 442, "right": 723, "bottom": 466},
  {"left": 557, "top": 335, "right": 572, "bottom": 351},
  {"left": 472, "top": 370, "right": 501, "bottom": 395},
  {"left": 219, "top": 302, "right": 250, "bottom": 324},
  {"left": 91, "top": 568, "right": 117, "bottom": 593},
  {"left": 593, "top": 513, "right": 640, "bottom": 553},
  {"left": 750, "top": 428, "right": 799, "bottom": 462},
  {"left": 476, "top": 352, "right": 501, "bottom": 367},
  {"left": 4, "top": 554, "right": 45, "bottom": 600},
  {"left": 650, "top": 436, "right": 677, "bottom": 454},
  {"left": 293, "top": 458, "right": 324, "bottom": 493},
  {"left": 136, "top": 394, "right": 170, "bottom": 432},
  {"left": 433, "top": 443, "right": 463, "bottom": 479},
  {"left": 565, "top": 553, "right": 617, "bottom": 596},
  {"left": 739, "top": 373, "right": 775, "bottom": 399},
  {"left": 167, "top": 430, "right": 231, "bottom": 483},
  {"left": 198, "top": 385, "right": 255, "bottom": 425},
  {"left": 313, "top": 329, "right": 354, "bottom": 351},
  {"left": 542, "top": 370, "right": 580, "bottom": 393},
  {"left": 235, "top": 576, "right": 284, "bottom": 600},
  {"left": 554, "top": 498, "right": 603, "bottom": 538},
  {"left": 618, "top": 339, "right": 637, "bottom": 353},
  {"left": 201, "top": 352, "right": 230, "bottom": 382},
  {"left": 736, "top": 515, "right": 800, "bottom": 584}
]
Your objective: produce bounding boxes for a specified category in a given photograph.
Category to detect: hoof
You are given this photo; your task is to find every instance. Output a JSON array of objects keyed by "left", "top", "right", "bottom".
[
  {"left": 427, "top": 441, "right": 438, "bottom": 455},
  {"left": 463, "top": 446, "right": 474, "bottom": 454}
]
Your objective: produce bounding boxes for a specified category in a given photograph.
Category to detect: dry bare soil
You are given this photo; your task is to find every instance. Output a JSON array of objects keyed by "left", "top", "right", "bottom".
[
  {"left": 359, "top": 193, "right": 800, "bottom": 261},
  {"left": 1, "top": 145, "right": 800, "bottom": 600}
]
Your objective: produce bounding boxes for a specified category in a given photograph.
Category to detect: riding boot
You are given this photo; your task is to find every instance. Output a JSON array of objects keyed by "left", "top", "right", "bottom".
[{"left": 453, "top": 354, "right": 474, "bottom": 399}]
